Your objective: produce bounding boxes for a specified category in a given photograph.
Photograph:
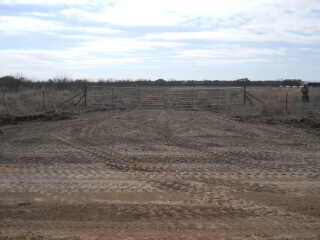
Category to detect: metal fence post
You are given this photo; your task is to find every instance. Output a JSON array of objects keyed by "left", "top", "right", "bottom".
[
  {"left": 42, "top": 86, "right": 45, "bottom": 111},
  {"left": 111, "top": 88, "right": 114, "bottom": 108},
  {"left": 163, "top": 89, "right": 167, "bottom": 109},
  {"left": 216, "top": 89, "right": 219, "bottom": 106},
  {"left": 84, "top": 85, "right": 87, "bottom": 107},
  {"left": 243, "top": 86, "right": 246, "bottom": 106},
  {"left": 2, "top": 86, "right": 5, "bottom": 103},
  {"left": 137, "top": 88, "right": 140, "bottom": 107},
  {"left": 192, "top": 90, "right": 194, "bottom": 109},
  {"left": 20, "top": 85, "right": 22, "bottom": 102},
  {"left": 285, "top": 90, "right": 288, "bottom": 110}
]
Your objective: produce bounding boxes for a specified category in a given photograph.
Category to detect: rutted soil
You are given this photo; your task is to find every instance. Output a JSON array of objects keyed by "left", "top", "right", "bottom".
[
  {"left": 0, "top": 109, "right": 319, "bottom": 239},
  {"left": 233, "top": 112, "right": 320, "bottom": 131},
  {"left": 0, "top": 111, "right": 72, "bottom": 126}
]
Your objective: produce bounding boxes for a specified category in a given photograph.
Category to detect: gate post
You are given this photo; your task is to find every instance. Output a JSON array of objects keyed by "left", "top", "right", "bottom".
[
  {"left": 20, "top": 85, "right": 22, "bottom": 102},
  {"left": 42, "top": 86, "right": 45, "bottom": 111},
  {"left": 84, "top": 85, "right": 87, "bottom": 107},
  {"left": 285, "top": 90, "right": 288, "bottom": 110},
  {"left": 137, "top": 88, "right": 140, "bottom": 107},
  {"left": 243, "top": 86, "right": 246, "bottom": 106},
  {"left": 111, "top": 88, "right": 114, "bottom": 108},
  {"left": 192, "top": 90, "right": 194, "bottom": 109},
  {"left": 216, "top": 89, "right": 219, "bottom": 107},
  {"left": 2, "top": 86, "right": 5, "bottom": 103}
]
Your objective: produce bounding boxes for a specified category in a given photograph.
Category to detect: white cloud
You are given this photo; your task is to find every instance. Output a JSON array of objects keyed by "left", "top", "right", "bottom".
[
  {"left": 300, "top": 48, "right": 320, "bottom": 53},
  {"left": 0, "top": 16, "right": 64, "bottom": 34},
  {"left": 0, "top": 49, "right": 140, "bottom": 72},
  {"left": 144, "top": 30, "right": 320, "bottom": 44},
  {"left": 175, "top": 47, "right": 287, "bottom": 59},
  {"left": 57, "top": 0, "right": 320, "bottom": 28},
  {"left": 0, "top": 16, "right": 120, "bottom": 35},
  {"left": 3, "top": 0, "right": 319, "bottom": 42},
  {"left": 175, "top": 58, "right": 273, "bottom": 66},
  {"left": 0, "top": 0, "right": 113, "bottom": 6},
  {"left": 60, "top": 6, "right": 185, "bottom": 26},
  {"left": 26, "top": 12, "right": 55, "bottom": 17},
  {"left": 164, "top": 46, "right": 287, "bottom": 66},
  {"left": 59, "top": 0, "right": 252, "bottom": 26},
  {"left": 0, "top": 35, "right": 183, "bottom": 70},
  {"left": 56, "top": 0, "right": 320, "bottom": 44},
  {"left": 76, "top": 27, "right": 121, "bottom": 34},
  {"left": 59, "top": 8, "right": 87, "bottom": 18},
  {"left": 73, "top": 38, "right": 185, "bottom": 54},
  {"left": 60, "top": 35, "right": 103, "bottom": 40}
]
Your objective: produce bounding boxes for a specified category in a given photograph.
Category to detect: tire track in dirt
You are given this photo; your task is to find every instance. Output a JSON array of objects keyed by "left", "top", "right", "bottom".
[
  {"left": 1, "top": 109, "right": 319, "bottom": 239},
  {"left": 53, "top": 110, "right": 320, "bottom": 219},
  {"left": 47, "top": 114, "right": 294, "bottom": 228}
]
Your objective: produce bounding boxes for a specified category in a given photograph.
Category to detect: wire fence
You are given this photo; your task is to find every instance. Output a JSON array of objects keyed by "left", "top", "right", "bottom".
[{"left": 2, "top": 85, "right": 319, "bottom": 115}]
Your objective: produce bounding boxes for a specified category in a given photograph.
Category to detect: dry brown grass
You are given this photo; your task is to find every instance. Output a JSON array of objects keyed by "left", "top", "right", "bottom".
[
  {"left": 0, "top": 88, "right": 83, "bottom": 115},
  {"left": 244, "top": 87, "right": 320, "bottom": 115},
  {"left": 0, "top": 86, "right": 319, "bottom": 116}
]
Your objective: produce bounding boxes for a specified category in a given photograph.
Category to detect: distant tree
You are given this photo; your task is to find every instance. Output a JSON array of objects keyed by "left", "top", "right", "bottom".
[
  {"left": 236, "top": 78, "right": 250, "bottom": 87},
  {"left": 0, "top": 75, "right": 32, "bottom": 91},
  {"left": 155, "top": 79, "right": 166, "bottom": 86},
  {"left": 282, "top": 79, "right": 302, "bottom": 87}
]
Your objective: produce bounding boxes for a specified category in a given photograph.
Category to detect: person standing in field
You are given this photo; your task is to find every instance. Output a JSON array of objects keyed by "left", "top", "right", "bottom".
[{"left": 301, "top": 83, "right": 310, "bottom": 103}]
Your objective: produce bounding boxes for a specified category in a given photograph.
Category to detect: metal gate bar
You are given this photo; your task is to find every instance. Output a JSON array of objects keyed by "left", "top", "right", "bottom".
[{"left": 87, "top": 86, "right": 243, "bottom": 110}]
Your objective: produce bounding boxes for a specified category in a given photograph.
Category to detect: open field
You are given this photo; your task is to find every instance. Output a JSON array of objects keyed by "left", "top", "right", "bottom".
[{"left": 0, "top": 108, "right": 319, "bottom": 239}]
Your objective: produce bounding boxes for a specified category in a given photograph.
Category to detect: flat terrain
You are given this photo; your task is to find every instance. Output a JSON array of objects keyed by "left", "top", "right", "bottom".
[{"left": 0, "top": 109, "right": 319, "bottom": 239}]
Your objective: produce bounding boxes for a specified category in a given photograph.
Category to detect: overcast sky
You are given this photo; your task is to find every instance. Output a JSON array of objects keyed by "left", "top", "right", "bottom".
[{"left": 0, "top": 0, "right": 320, "bottom": 81}]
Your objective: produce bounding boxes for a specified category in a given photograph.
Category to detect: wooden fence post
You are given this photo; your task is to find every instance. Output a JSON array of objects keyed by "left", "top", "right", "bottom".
[
  {"left": 20, "top": 85, "right": 22, "bottom": 102},
  {"left": 285, "top": 90, "right": 288, "bottom": 110},
  {"left": 42, "top": 86, "right": 45, "bottom": 111},
  {"left": 111, "top": 88, "right": 114, "bottom": 108},
  {"left": 2, "top": 86, "right": 5, "bottom": 103},
  {"left": 137, "top": 88, "right": 140, "bottom": 107},
  {"left": 163, "top": 89, "right": 167, "bottom": 109},
  {"left": 216, "top": 88, "right": 219, "bottom": 106},
  {"left": 84, "top": 85, "right": 87, "bottom": 107},
  {"left": 243, "top": 86, "right": 246, "bottom": 106},
  {"left": 192, "top": 90, "right": 194, "bottom": 109}
]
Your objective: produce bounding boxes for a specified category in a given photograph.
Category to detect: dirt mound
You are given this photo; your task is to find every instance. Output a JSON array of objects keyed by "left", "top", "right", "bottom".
[
  {"left": 0, "top": 111, "right": 72, "bottom": 126},
  {"left": 233, "top": 114, "right": 320, "bottom": 131}
]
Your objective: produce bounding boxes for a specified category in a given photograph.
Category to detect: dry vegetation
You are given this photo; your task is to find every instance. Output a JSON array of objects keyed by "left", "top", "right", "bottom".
[
  {"left": 245, "top": 87, "right": 320, "bottom": 114},
  {"left": 1, "top": 86, "right": 319, "bottom": 116},
  {"left": 0, "top": 87, "right": 83, "bottom": 115}
]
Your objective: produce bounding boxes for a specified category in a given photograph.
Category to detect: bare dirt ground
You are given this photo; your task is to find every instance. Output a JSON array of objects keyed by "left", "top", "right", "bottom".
[{"left": 0, "top": 109, "right": 319, "bottom": 239}]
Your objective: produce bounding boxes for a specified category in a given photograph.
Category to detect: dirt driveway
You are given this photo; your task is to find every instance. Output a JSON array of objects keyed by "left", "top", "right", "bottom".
[{"left": 0, "top": 109, "right": 319, "bottom": 239}]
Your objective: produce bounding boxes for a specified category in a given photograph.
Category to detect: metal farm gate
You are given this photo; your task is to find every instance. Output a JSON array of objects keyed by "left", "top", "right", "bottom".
[{"left": 86, "top": 86, "right": 243, "bottom": 110}]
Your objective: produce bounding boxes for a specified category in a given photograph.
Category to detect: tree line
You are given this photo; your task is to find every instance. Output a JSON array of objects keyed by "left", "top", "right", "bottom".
[{"left": 0, "top": 75, "right": 304, "bottom": 91}]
